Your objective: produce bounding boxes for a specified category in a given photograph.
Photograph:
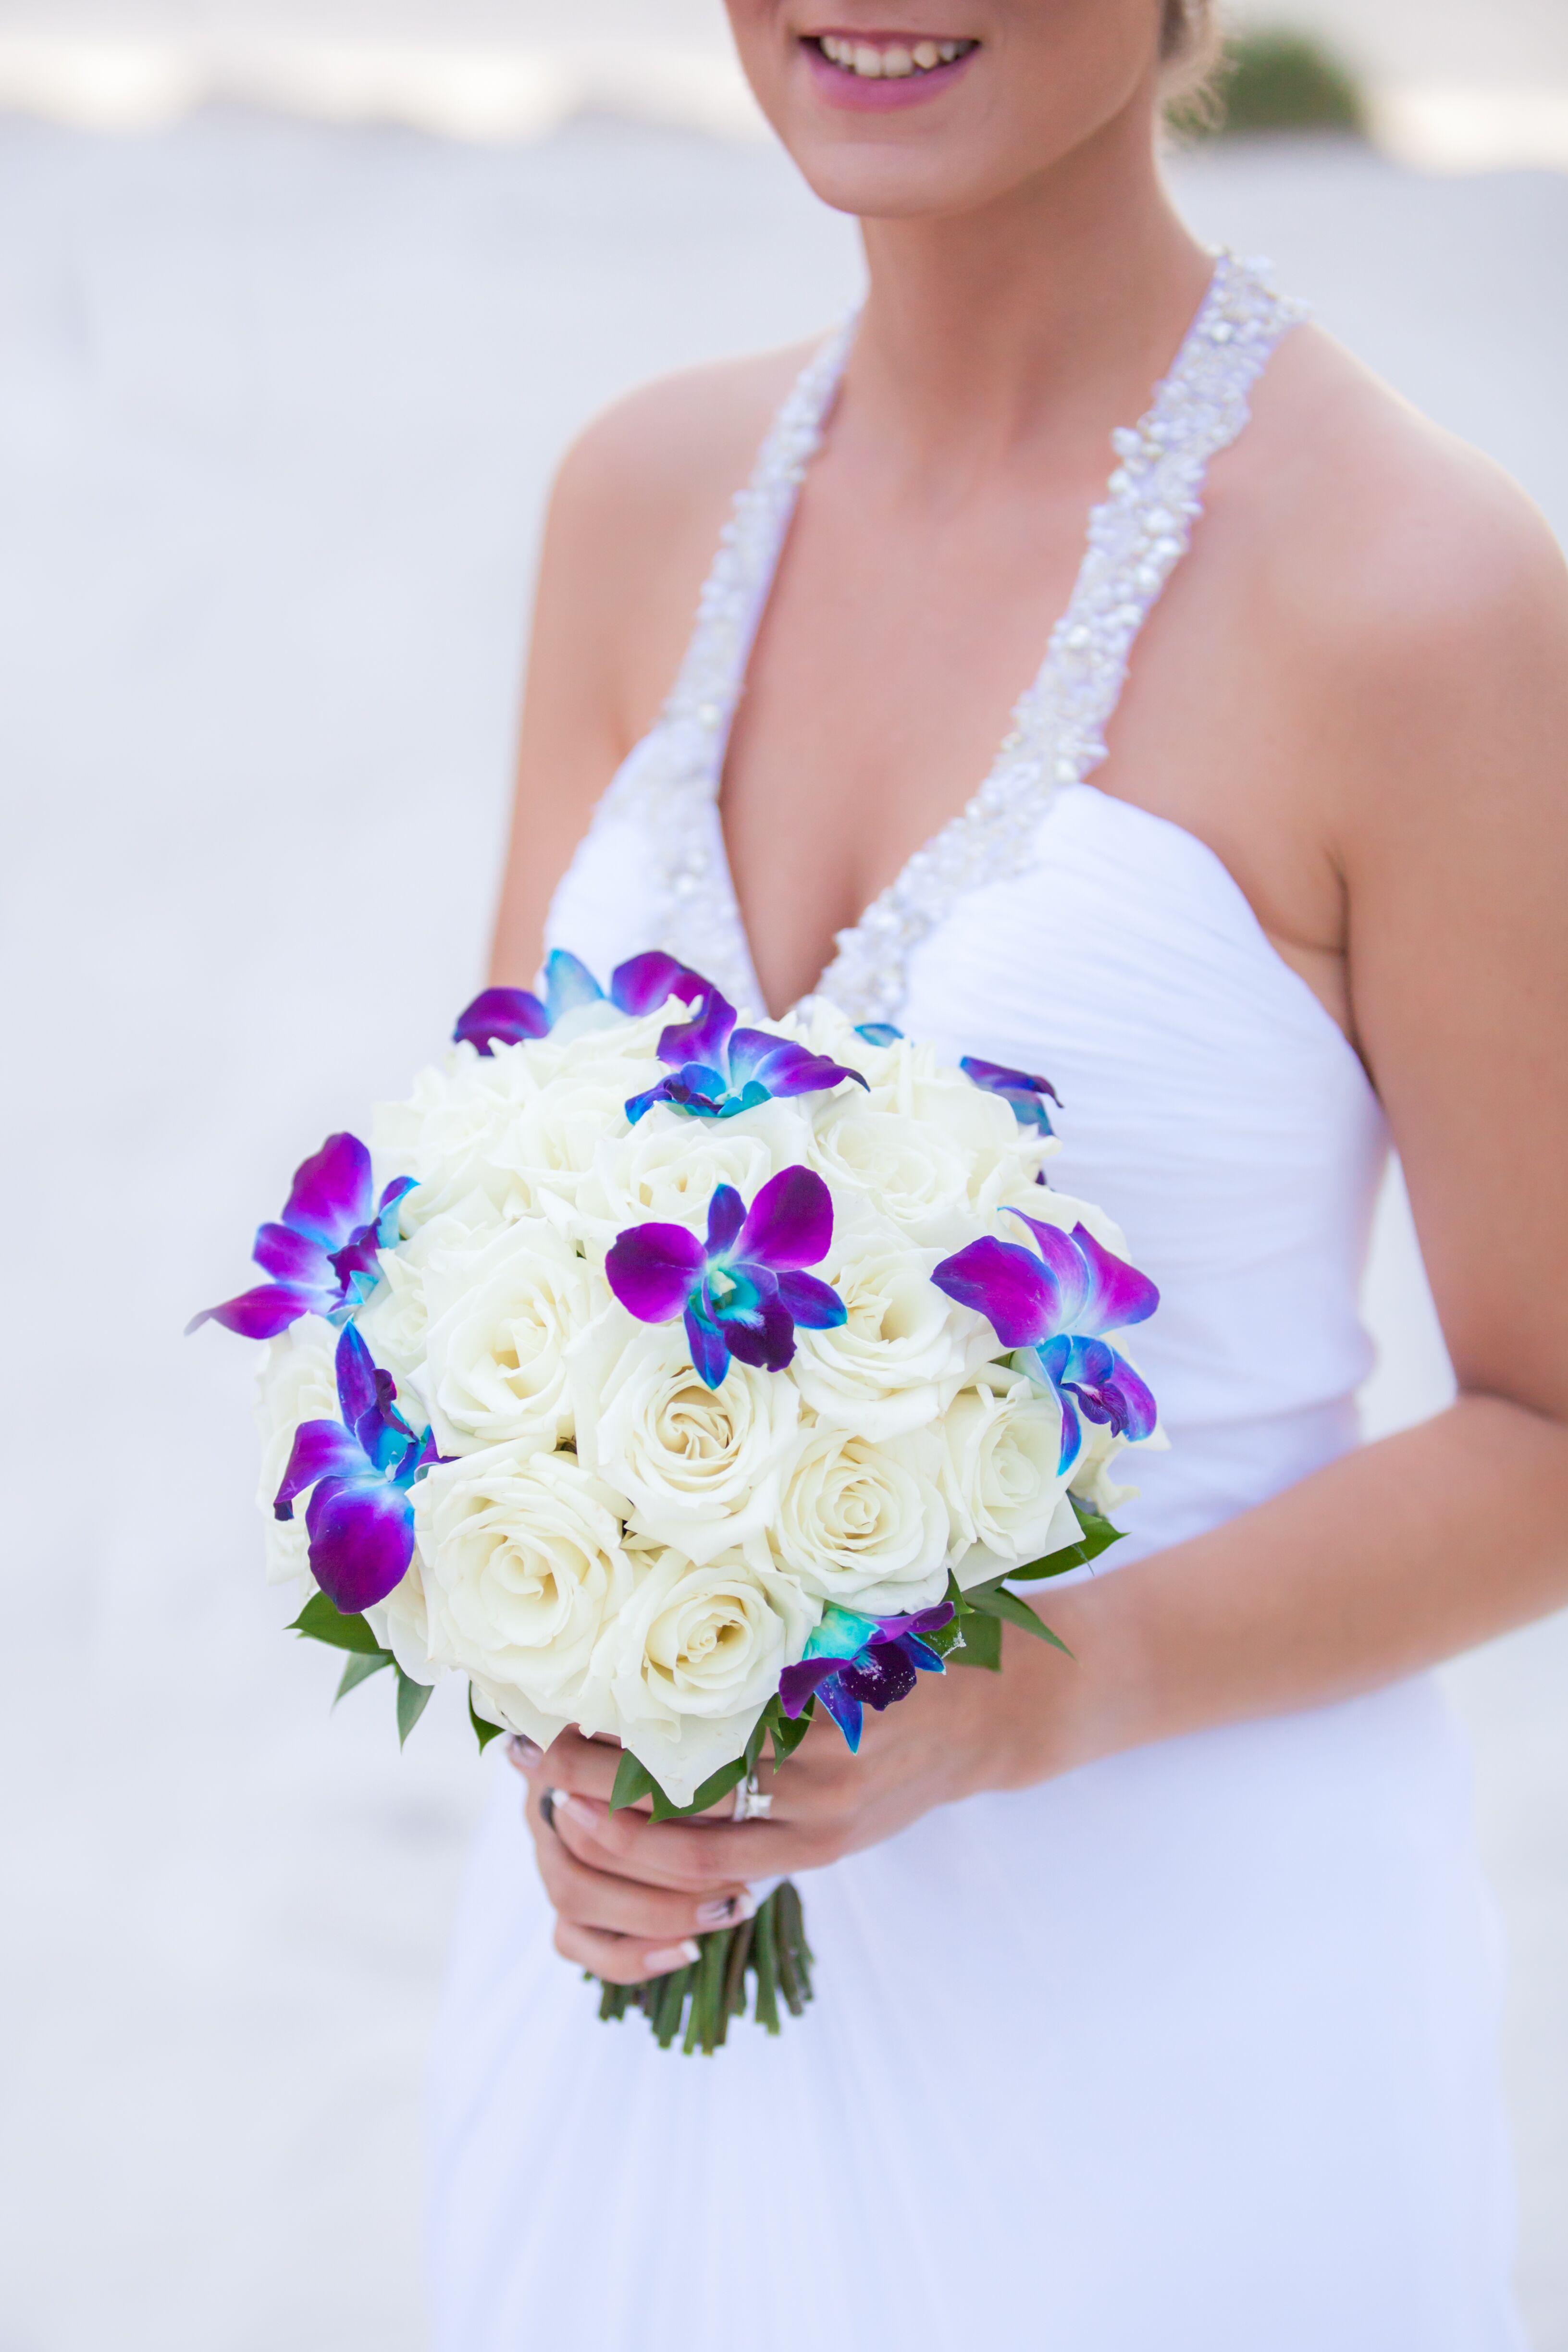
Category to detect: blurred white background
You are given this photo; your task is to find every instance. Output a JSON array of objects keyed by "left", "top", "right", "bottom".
[{"left": 0, "top": 8, "right": 1564, "bottom": 2349}]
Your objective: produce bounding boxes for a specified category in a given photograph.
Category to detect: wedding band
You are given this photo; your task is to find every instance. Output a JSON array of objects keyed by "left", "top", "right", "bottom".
[{"left": 732, "top": 1774, "right": 773, "bottom": 1823}]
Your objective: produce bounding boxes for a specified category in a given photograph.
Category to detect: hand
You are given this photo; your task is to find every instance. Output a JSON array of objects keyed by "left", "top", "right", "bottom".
[{"left": 509, "top": 1628, "right": 1063, "bottom": 1983}]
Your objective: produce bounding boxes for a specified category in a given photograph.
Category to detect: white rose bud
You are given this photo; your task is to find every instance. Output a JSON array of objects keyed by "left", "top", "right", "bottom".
[
  {"left": 772, "top": 1422, "right": 950, "bottom": 1614},
  {"left": 413, "top": 1216, "right": 593, "bottom": 1459},
  {"left": 599, "top": 1546, "right": 819, "bottom": 1806},
  {"left": 412, "top": 1441, "right": 635, "bottom": 1751},
  {"left": 254, "top": 1318, "right": 341, "bottom": 1586},
  {"left": 568, "top": 1314, "right": 801, "bottom": 1564}
]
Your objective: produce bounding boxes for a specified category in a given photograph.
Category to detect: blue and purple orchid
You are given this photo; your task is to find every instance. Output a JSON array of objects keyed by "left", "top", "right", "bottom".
[
  {"left": 605, "top": 1166, "right": 847, "bottom": 1389},
  {"left": 960, "top": 1056, "right": 1062, "bottom": 1137},
  {"left": 778, "top": 1600, "right": 954, "bottom": 1750},
  {"left": 932, "top": 1211, "right": 1159, "bottom": 1475},
  {"left": 186, "top": 1133, "right": 415, "bottom": 1342},
  {"left": 625, "top": 987, "right": 867, "bottom": 1125},
  {"left": 273, "top": 1324, "right": 439, "bottom": 1613},
  {"left": 454, "top": 949, "right": 709, "bottom": 1056}
]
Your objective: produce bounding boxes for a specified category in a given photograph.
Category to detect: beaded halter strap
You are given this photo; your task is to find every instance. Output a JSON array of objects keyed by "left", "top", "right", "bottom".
[{"left": 597, "top": 252, "right": 1305, "bottom": 1024}]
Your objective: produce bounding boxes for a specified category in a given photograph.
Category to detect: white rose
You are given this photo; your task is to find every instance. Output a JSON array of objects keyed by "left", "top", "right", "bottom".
[
  {"left": 413, "top": 1216, "right": 593, "bottom": 1458},
  {"left": 987, "top": 1182, "right": 1133, "bottom": 1262},
  {"left": 939, "top": 1367, "right": 1083, "bottom": 1588},
  {"left": 809, "top": 1038, "right": 1052, "bottom": 1247},
  {"left": 352, "top": 1195, "right": 499, "bottom": 1409},
  {"left": 770, "top": 1421, "right": 950, "bottom": 1613},
  {"left": 374, "top": 1027, "right": 663, "bottom": 1231},
  {"left": 568, "top": 1095, "right": 813, "bottom": 1251},
  {"left": 253, "top": 1317, "right": 341, "bottom": 1586},
  {"left": 568, "top": 1313, "right": 801, "bottom": 1563},
  {"left": 412, "top": 1441, "right": 635, "bottom": 1750},
  {"left": 790, "top": 1201, "right": 990, "bottom": 1441},
  {"left": 362, "top": 1550, "right": 442, "bottom": 1685},
  {"left": 595, "top": 1546, "right": 818, "bottom": 1806}
]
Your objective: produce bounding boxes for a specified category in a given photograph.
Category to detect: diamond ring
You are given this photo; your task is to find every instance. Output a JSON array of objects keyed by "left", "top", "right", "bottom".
[{"left": 732, "top": 1773, "right": 773, "bottom": 1823}]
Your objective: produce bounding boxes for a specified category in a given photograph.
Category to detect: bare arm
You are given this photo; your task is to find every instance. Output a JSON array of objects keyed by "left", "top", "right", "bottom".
[{"left": 516, "top": 440, "right": 1568, "bottom": 1980}]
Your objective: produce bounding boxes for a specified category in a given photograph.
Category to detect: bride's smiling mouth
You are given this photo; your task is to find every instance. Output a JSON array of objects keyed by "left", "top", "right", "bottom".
[{"left": 800, "top": 27, "right": 980, "bottom": 110}]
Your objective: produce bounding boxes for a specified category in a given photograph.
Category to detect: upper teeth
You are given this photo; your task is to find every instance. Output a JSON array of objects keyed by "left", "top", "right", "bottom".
[{"left": 818, "top": 35, "right": 969, "bottom": 76}]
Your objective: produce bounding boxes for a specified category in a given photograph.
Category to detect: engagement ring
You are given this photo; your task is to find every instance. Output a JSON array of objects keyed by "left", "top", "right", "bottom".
[{"left": 733, "top": 1774, "right": 773, "bottom": 1823}]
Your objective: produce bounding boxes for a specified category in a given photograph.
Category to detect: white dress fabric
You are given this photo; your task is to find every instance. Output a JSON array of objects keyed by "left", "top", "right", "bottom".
[{"left": 425, "top": 258, "right": 1524, "bottom": 2351}]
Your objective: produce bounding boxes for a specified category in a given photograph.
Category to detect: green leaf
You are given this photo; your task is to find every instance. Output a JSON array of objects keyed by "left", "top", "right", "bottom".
[
  {"left": 965, "top": 1582, "right": 1075, "bottom": 1657},
  {"left": 289, "top": 1592, "right": 385, "bottom": 1654},
  {"left": 949, "top": 1606, "right": 1002, "bottom": 1670},
  {"left": 334, "top": 1650, "right": 394, "bottom": 1702},
  {"left": 469, "top": 1687, "right": 505, "bottom": 1754},
  {"left": 395, "top": 1668, "right": 434, "bottom": 1747},
  {"left": 610, "top": 1749, "right": 660, "bottom": 1813},
  {"left": 770, "top": 1702, "right": 814, "bottom": 1765},
  {"left": 650, "top": 1756, "right": 746, "bottom": 1822},
  {"left": 1010, "top": 1496, "right": 1127, "bottom": 1579}
]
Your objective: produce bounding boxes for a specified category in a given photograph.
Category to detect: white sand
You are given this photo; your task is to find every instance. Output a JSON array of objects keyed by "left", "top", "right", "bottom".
[{"left": 0, "top": 113, "right": 1562, "bottom": 2351}]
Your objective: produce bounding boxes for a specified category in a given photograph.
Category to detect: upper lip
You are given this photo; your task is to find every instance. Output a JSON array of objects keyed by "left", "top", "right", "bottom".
[{"left": 803, "top": 27, "right": 977, "bottom": 40}]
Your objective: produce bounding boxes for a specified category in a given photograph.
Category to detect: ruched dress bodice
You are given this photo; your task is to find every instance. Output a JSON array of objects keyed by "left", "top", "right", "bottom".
[{"left": 425, "top": 258, "right": 1524, "bottom": 2352}]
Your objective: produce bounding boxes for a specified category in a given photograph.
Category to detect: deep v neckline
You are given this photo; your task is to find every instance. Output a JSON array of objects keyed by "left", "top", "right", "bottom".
[{"left": 603, "top": 251, "right": 1305, "bottom": 1026}]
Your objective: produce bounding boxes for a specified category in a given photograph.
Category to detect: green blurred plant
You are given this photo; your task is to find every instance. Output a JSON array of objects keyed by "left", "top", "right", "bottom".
[{"left": 1170, "top": 28, "right": 1368, "bottom": 143}]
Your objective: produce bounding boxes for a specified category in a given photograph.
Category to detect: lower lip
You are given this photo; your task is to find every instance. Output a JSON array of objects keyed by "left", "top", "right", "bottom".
[{"left": 802, "top": 41, "right": 976, "bottom": 111}]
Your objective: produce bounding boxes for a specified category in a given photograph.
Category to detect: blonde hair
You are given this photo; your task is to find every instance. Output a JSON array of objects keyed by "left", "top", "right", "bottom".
[{"left": 1160, "top": 0, "right": 1223, "bottom": 92}]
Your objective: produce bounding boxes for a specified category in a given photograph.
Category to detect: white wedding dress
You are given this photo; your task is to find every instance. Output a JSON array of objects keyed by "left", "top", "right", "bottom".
[{"left": 424, "top": 258, "right": 1525, "bottom": 2351}]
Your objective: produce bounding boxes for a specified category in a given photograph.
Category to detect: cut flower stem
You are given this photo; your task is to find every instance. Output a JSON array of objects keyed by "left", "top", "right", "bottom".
[{"left": 591, "top": 1883, "right": 815, "bottom": 2054}]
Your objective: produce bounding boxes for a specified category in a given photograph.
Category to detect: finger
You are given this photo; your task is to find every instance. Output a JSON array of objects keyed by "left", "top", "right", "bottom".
[
  {"left": 509, "top": 1728, "right": 628, "bottom": 1805},
  {"left": 553, "top": 1792, "right": 794, "bottom": 1888},
  {"left": 537, "top": 1832, "right": 755, "bottom": 1941},
  {"left": 553, "top": 1918, "right": 703, "bottom": 1986}
]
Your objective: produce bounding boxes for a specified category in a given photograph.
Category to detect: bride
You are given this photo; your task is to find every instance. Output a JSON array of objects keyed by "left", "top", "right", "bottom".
[{"left": 425, "top": 5, "right": 1568, "bottom": 2346}]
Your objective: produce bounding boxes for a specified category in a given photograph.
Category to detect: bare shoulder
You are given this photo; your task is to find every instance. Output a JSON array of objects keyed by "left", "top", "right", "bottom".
[
  {"left": 542, "top": 342, "right": 814, "bottom": 743},
  {"left": 1236, "top": 323, "right": 1568, "bottom": 837}
]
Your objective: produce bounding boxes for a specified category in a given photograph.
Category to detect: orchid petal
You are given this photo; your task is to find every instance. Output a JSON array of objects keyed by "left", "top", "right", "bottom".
[
  {"left": 892, "top": 1632, "right": 947, "bottom": 1674},
  {"left": 814, "top": 1675, "right": 864, "bottom": 1752},
  {"left": 775, "top": 1269, "right": 846, "bottom": 1330},
  {"left": 606, "top": 1223, "right": 708, "bottom": 1323},
  {"left": 333, "top": 1321, "right": 383, "bottom": 1429},
  {"left": 273, "top": 1418, "right": 372, "bottom": 1518},
  {"left": 541, "top": 949, "right": 605, "bottom": 1025},
  {"left": 728, "top": 1032, "right": 867, "bottom": 1101},
  {"left": 840, "top": 1641, "right": 917, "bottom": 1711},
  {"left": 610, "top": 953, "right": 709, "bottom": 1017},
  {"left": 722, "top": 1300, "right": 797, "bottom": 1372},
  {"left": 375, "top": 1176, "right": 417, "bottom": 1244},
  {"left": 251, "top": 1223, "right": 332, "bottom": 1288},
  {"left": 657, "top": 986, "right": 737, "bottom": 1073},
  {"left": 868, "top": 1601, "right": 955, "bottom": 1643},
  {"left": 684, "top": 1302, "right": 731, "bottom": 1390},
  {"left": 453, "top": 986, "right": 548, "bottom": 1054},
  {"left": 1068, "top": 1223, "right": 1160, "bottom": 1334},
  {"left": 1057, "top": 1336, "right": 1158, "bottom": 1443},
  {"left": 1034, "top": 1334, "right": 1084, "bottom": 1474},
  {"left": 1000, "top": 1211, "right": 1091, "bottom": 1324},
  {"left": 961, "top": 1055, "right": 1061, "bottom": 1131},
  {"left": 855, "top": 1023, "right": 902, "bottom": 1046},
  {"left": 778, "top": 1655, "right": 846, "bottom": 1716},
  {"left": 734, "top": 1165, "right": 835, "bottom": 1272},
  {"left": 185, "top": 1281, "right": 323, "bottom": 1340},
  {"left": 705, "top": 1183, "right": 745, "bottom": 1257},
  {"left": 281, "top": 1133, "right": 374, "bottom": 1250},
  {"left": 304, "top": 1476, "right": 416, "bottom": 1613},
  {"left": 931, "top": 1236, "right": 1056, "bottom": 1348}
]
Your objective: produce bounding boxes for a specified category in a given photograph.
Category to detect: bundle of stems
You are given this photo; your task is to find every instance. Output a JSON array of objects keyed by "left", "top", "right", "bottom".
[{"left": 593, "top": 1882, "right": 814, "bottom": 2054}]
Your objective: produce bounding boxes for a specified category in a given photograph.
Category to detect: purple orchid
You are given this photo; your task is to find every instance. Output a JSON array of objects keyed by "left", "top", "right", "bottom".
[
  {"left": 624, "top": 986, "right": 867, "bottom": 1126},
  {"left": 186, "top": 1133, "right": 415, "bottom": 1342},
  {"left": 932, "top": 1211, "right": 1159, "bottom": 1475},
  {"left": 779, "top": 1600, "right": 954, "bottom": 1751},
  {"left": 273, "top": 1324, "right": 438, "bottom": 1613},
  {"left": 605, "top": 1166, "right": 847, "bottom": 1389},
  {"left": 961, "top": 1056, "right": 1062, "bottom": 1136},
  {"left": 454, "top": 950, "right": 709, "bottom": 1056}
]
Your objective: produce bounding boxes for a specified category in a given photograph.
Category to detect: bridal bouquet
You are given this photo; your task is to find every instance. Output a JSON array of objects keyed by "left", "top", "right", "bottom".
[{"left": 192, "top": 950, "right": 1161, "bottom": 2052}]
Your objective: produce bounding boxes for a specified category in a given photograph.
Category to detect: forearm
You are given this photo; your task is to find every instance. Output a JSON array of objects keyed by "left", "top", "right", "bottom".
[{"left": 1002, "top": 1392, "right": 1568, "bottom": 1785}]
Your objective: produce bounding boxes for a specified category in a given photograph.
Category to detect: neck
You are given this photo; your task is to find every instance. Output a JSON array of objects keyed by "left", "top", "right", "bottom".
[{"left": 852, "top": 93, "right": 1211, "bottom": 466}]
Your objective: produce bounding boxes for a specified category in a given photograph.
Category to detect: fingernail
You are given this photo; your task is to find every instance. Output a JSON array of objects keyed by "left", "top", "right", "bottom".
[
  {"left": 506, "top": 1736, "right": 543, "bottom": 1771},
  {"left": 645, "top": 1941, "right": 702, "bottom": 1972},
  {"left": 695, "top": 1892, "right": 757, "bottom": 1929},
  {"left": 558, "top": 1794, "right": 601, "bottom": 1832}
]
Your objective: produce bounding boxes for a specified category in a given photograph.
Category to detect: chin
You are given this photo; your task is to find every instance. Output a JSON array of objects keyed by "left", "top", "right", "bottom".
[{"left": 726, "top": 7, "right": 1162, "bottom": 225}]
